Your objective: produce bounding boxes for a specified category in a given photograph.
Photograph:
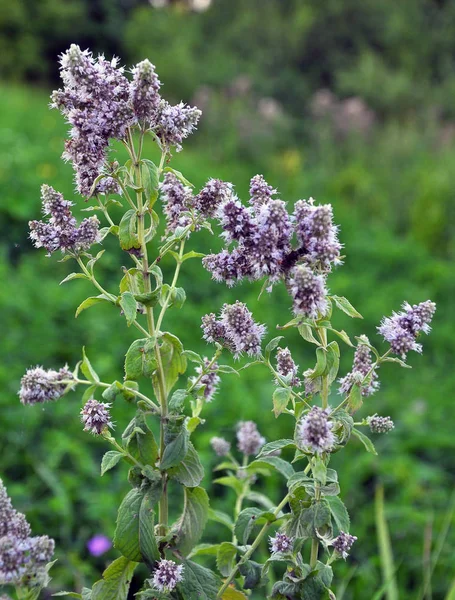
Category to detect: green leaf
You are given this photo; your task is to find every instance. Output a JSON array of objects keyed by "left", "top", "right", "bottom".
[
  {"left": 246, "top": 491, "right": 275, "bottom": 510},
  {"left": 160, "top": 426, "right": 189, "bottom": 470},
  {"left": 239, "top": 560, "right": 263, "bottom": 590},
  {"left": 101, "top": 451, "right": 123, "bottom": 475},
  {"left": 325, "top": 341, "right": 340, "bottom": 385},
  {"left": 286, "top": 499, "right": 331, "bottom": 540},
  {"left": 126, "top": 414, "right": 159, "bottom": 465},
  {"left": 312, "top": 456, "right": 327, "bottom": 485},
  {"left": 114, "top": 488, "right": 144, "bottom": 561},
  {"left": 214, "top": 476, "right": 244, "bottom": 495},
  {"left": 181, "top": 250, "right": 206, "bottom": 262},
  {"left": 124, "top": 338, "right": 157, "bottom": 380},
  {"left": 168, "top": 442, "right": 204, "bottom": 487},
  {"left": 248, "top": 457, "right": 294, "bottom": 480},
  {"left": 169, "top": 389, "right": 189, "bottom": 413},
  {"left": 329, "top": 328, "right": 353, "bottom": 347},
  {"left": 216, "top": 364, "right": 239, "bottom": 375},
  {"left": 257, "top": 439, "right": 295, "bottom": 458},
  {"left": 101, "top": 381, "right": 123, "bottom": 402},
  {"left": 60, "top": 272, "right": 89, "bottom": 285},
  {"left": 382, "top": 356, "right": 412, "bottom": 369},
  {"left": 352, "top": 428, "right": 378, "bottom": 455},
  {"left": 156, "top": 332, "right": 187, "bottom": 392},
  {"left": 164, "top": 167, "right": 194, "bottom": 188},
  {"left": 119, "top": 292, "right": 137, "bottom": 326},
  {"left": 208, "top": 508, "right": 234, "bottom": 530},
  {"left": 82, "top": 384, "right": 97, "bottom": 403},
  {"left": 235, "top": 508, "right": 263, "bottom": 544},
  {"left": 273, "top": 387, "right": 292, "bottom": 417},
  {"left": 81, "top": 347, "right": 99, "bottom": 383},
  {"left": 91, "top": 556, "right": 137, "bottom": 600},
  {"left": 177, "top": 560, "right": 221, "bottom": 600},
  {"left": 347, "top": 384, "right": 363, "bottom": 413},
  {"left": 76, "top": 295, "right": 111, "bottom": 318},
  {"left": 119, "top": 209, "right": 140, "bottom": 251},
  {"left": 265, "top": 336, "right": 284, "bottom": 358},
  {"left": 311, "top": 347, "right": 327, "bottom": 377},
  {"left": 173, "top": 487, "right": 209, "bottom": 556},
  {"left": 139, "top": 488, "right": 160, "bottom": 565},
  {"left": 325, "top": 496, "right": 350, "bottom": 533},
  {"left": 188, "top": 543, "right": 221, "bottom": 558},
  {"left": 216, "top": 542, "right": 238, "bottom": 576},
  {"left": 331, "top": 295, "right": 363, "bottom": 319},
  {"left": 182, "top": 350, "right": 203, "bottom": 364},
  {"left": 298, "top": 323, "right": 320, "bottom": 345},
  {"left": 53, "top": 594, "right": 82, "bottom": 598}
]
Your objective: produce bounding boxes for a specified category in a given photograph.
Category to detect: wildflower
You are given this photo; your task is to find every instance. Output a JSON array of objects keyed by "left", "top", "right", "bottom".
[
  {"left": 160, "top": 172, "right": 193, "bottom": 233},
  {"left": 236, "top": 421, "right": 265, "bottom": 456},
  {"left": 190, "top": 359, "right": 220, "bottom": 402},
  {"left": 332, "top": 531, "right": 357, "bottom": 559},
  {"left": 269, "top": 532, "right": 293, "bottom": 554},
  {"left": 130, "top": 59, "right": 161, "bottom": 123},
  {"left": 202, "top": 248, "right": 251, "bottom": 287},
  {"left": 338, "top": 335, "right": 379, "bottom": 397},
  {"left": 367, "top": 414, "right": 394, "bottom": 434},
  {"left": 201, "top": 313, "right": 227, "bottom": 345},
  {"left": 220, "top": 301, "right": 266, "bottom": 357},
  {"left": 87, "top": 534, "right": 112, "bottom": 557},
  {"left": 194, "top": 179, "right": 232, "bottom": 218},
  {"left": 218, "top": 197, "right": 256, "bottom": 244},
  {"left": 288, "top": 265, "right": 328, "bottom": 318},
  {"left": 294, "top": 199, "right": 342, "bottom": 271},
  {"left": 152, "top": 559, "right": 184, "bottom": 592},
  {"left": 154, "top": 100, "right": 201, "bottom": 151},
  {"left": 276, "top": 347, "right": 301, "bottom": 387},
  {"left": 210, "top": 437, "right": 231, "bottom": 457},
  {"left": 0, "top": 481, "right": 31, "bottom": 540},
  {"left": 249, "top": 174, "right": 277, "bottom": 207},
  {"left": 296, "top": 406, "right": 334, "bottom": 454},
  {"left": 29, "top": 185, "right": 100, "bottom": 254},
  {"left": 81, "top": 399, "right": 113, "bottom": 435},
  {"left": 378, "top": 300, "right": 436, "bottom": 358},
  {"left": 19, "top": 365, "right": 73, "bottom": 406}
]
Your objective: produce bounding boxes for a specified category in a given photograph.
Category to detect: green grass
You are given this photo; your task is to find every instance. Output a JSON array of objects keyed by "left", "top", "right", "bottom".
[{"left": 0, "top": 83, "right": 454, "bottom": 598}]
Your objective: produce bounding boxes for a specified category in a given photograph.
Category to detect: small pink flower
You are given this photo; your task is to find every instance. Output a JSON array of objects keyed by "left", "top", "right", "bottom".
[{"left": 87, "top": 534, "right": 111, "bottom": 557}]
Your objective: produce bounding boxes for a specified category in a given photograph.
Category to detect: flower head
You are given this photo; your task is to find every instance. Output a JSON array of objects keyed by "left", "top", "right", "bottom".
[
  {"left": 152, "top": 559, "right": 184, "bottom": 592},
  {"left": 210, "top": 437, "right": 231, "bottom": 457},
  {"left": 236, "top": 421, "right": 265, "bottom": 456},
  {"left": 19, "top": 365, "right": 73, "bottom": 406},
  {"left": 249, "top": 174, "right": 277, "bottom": 207},
  {"left": 81, "top": 399, "right": 113, "bottom": 435},
  {"left": 378, "top": 300, "right": 436, "bottom": 358},
  {"left": 288, "top": 265, "right": 329, "bottom": 318},
  {"left": 338, "top": 335, "right": 379, "bottom": 397},
  {"left": 194, "top": 179, "right": 232, "bottom": 218},
  {"left": 332, "top": 531, "right": 357, "bottom": 559},
  {"left": 160, "top": 172, "right": 193, "bottom": 234},
  {"left": 367, "top": 414, "right": 394, "bottom": 434},
  {"left": 190, "top": 359, "right": 220, "bottom": 402},
  {"left": 296, "top": 406, "right": 334, "bottom": 454},
  {"left": 130, "top": 59, "right": 161, "bottom": 123},
  {"left": 154, "top": 100, "right": 201, "bottom": 151},
  {"left": 202, "top": 248, "right": 251, "bottom": 287},
  {"left": 269, "top": 532, "right": 293, "bottom": 554},
  {"left": 276, "top": 347, "right": 301, "bottom": 387},
  {"left": 87, "top": 534, "right": 112, "bottom": 557}
]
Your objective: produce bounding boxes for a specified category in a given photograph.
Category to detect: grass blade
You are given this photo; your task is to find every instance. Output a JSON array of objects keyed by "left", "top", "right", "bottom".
[{"left": 375, "top": 484, "right": 399, "bottom": 600}]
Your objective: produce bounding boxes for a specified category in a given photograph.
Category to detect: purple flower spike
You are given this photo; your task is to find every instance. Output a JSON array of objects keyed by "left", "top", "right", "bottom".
[{"left": 87, "top": 534, "right": 112, "bottom": 557}]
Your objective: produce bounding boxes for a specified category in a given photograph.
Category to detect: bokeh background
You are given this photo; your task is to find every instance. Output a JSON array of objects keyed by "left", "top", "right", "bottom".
[{"left": 0, "top": 1, "right": 454, "bottom": 598}]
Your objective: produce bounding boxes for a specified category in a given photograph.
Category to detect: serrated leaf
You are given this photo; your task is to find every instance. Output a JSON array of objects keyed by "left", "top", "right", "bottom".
[
  {"left": 325, "top": 496, "right": 350, "bottom": 533},
  {"left": 265, "top": 336, "right": 284, "bottom": 357},
  {"left": 173, "top": 487, "right": 209, "bottom": 556},
  {"left": 60, "top": 272, "right": 89, "bottom": 285},
  {"left": 221, "top": 589, "right": 248, "bottom": 599},
  {"left": 119, "top": 292, "right": 137, "bottom": 326},
  {"left": 81, "top": 347, "right": 99, "bottom": 383},
  {"left": 214, "top": 476, "right": 244, "bottom": 495},
  {"left": 139, "top": 488, "right": 160, "bottom": 565},
  {"left": 156, "top": 332, "right": 187, "bottom": 393},
  {"left": 114, "top": 488, "right": 144, "bottom": 561},
  {"left": 169, "top": 389, "right": 189, "bottom": 413},
  {"left": 273, "top": 387, "right": 291, "bottom": 417},
  {"left": 347, "top": 384, "right": 363, "bottom": 413},
  {"left": 312, "top": 456, "right": 327, "bottom": 485},
  {"left": 325, "top": 341, "right": 340, "bottom": 385},
  {"left": 208, "top": 508, "right": 234, "bottom": 530},
  {"left": 160, "top": 426, "right": 189, "bottom": 470},
  {"left": 235, "top": 508, "right": 263, "bottom": 544},
  {"left": 119, "top": 209, "right": 140, "bottom": 251},
  {"left": 216, "top": 364, "right": 239, "bottom": 375},
  {"left": 177, "top": 560, "right": 221, "bottom": 600},
  {"left": 311, "top": 347, "right": 327, "bottom": 377},
  {"left": 126, "top": 414, "right": 159, "bottom": 465},
  {"left": 331, "top": 295, "right": 363, "bottom": 319},
  {"left": 101, "top": 451, "right": 123, "bottom": 475},
  {"left": 298, "top": 323, "right": 320, "bottom": 345},
  {"left": 239, "top": 560, "right": 263, "bottom": 590},
  {"left": 257, "top": 439, "right": 295, "bottom": 458},
  {"left": 168, "top": 442, "right": 204, "bottom": 487},
  {"left": 76, "top": 295, "right": 110, "bottom": 318},
  {"left": 216, "top": 542, "right": 238, "bottom": 576},
  {"left": 182, "top": 350, "right": 203, "bottom": 364},
  {"left": 181, "top": 250, "right": 206, "bottom": 262},
  {"left": 352, "top": 428, "right": 378, "bottom": 455},
  {"left": 247, "top": 457, "right": 294, "bottom": 480},
  {"left": 329, "top": 328, "right": 353, "bottom": 347},
  {"left": 91, "top": 556, "right": 137, "bottom": 600},
  {"left": 124, "top": 337, "right": 157, "bottom": 380}
]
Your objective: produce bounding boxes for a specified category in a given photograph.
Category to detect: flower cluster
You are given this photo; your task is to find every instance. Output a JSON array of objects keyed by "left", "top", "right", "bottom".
[
  {"left": 52, "top": 45, "right": 201, "bottom": 197},
  {"left": 332, "top": 531, "right": 357, "bottom": 559},
  {"left": 81, "top": 399, "right": 113, "bottom": 435},
  {"left": 275, "top": 347, "right": 301, "bottom": 387},
  {"left": 338, "top": 335, "right": 379, "bottom": 397},
  {"left": 236, "top": 421, "right": 265, "bottom": 456},
  {"left": 378, "top": 300, "right": 436, "bottom": 358},
  {"left": 0, "top": 480, "right": 54, "bottom": 586},
  {"left": 190, "top": 359, "right": 220, "bottom": 402},
  {"left": 201, "top": 301, "right": 266, "bottom": 357},
  {"left": 269, "top": 532, "right": 293, "bottom": 554},
  {"left": 210, "top": 437, "right": 231, "bottom": 457},
  {"left": 160, "top": 173, "right": 193, "bottom": 234},
  {"left": 19, "top": 365, "right": 73, "bottom": 405},
  {"left": 367, "top": 414, "right": 394, "bottom": 434},
  {"left": 29, "top": 185, "right": 100, "bottom": 254},
  {"left": 152, "top": 559, "right": 184, "bottom": 592},
  {"left": 296, "top": 406, "right": 334, "bottom": 454},
  {"left": 288, "top": 265, "right": 329, "bottom": 318}
]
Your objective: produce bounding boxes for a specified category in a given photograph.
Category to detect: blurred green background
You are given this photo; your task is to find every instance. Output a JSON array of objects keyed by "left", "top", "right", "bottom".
[{"left": 0, "top": 0, "right": 454, "bottom": 598}]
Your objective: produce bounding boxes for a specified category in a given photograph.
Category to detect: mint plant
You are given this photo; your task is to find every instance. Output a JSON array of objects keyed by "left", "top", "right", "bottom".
[{"left": 4, "top": 44, "right": 436, "bottom": 600}]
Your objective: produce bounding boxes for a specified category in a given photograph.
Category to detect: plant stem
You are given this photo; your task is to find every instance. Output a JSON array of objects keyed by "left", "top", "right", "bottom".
[
  {"left": 74, "top": 378, "right": 160, "bottom": 413},
  {"left": 155, "top": 238, "right": 185, "bottom": 331}
]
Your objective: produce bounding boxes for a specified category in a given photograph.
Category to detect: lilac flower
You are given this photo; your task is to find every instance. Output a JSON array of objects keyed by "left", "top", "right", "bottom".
[
  {"left": 190, "top": 359, "right": 220, "bottom": 402},
  {"left": 220, "top": 301, "right": 266, "bottom": 357},
  {"left": 294, "top": 198, "right": 342, "bottom": 271},
  {"left": 338, "top": 335, "right": 379, "bottom": 397},
  {"left": 202, "top": 248, "right": 251, "bottom": 287},
  {"left": 249, "top": 174, "right": 277, "bottom": 207},
  {"left": 201, "top": 313, "right": 227, "bottom": 345},
  {"left": 269, "top": 532, "right": 293, "bottom": 554},
  {"left": 87, "top": 534, "right": 112, "bottom": 557},
  {"left": 154, "top": 100, "right": 201, "bottom": 151},
  {"left": 130, "top": 59, "right": 161, "bottom": 123},
  {"left": 210, "top": 437, "right": 231, "bottom": 457},
  {"left": 160, "top": 172, "right": 193, "bottom": 233},
  {"left": 19, "top": 365, "right": 73, "bottom": 405},
  {"left": 0, "top": 481, "right": 31, "bottom": 540},
  {"left": 378, "top": 300, "right": 436, "bottom": 358},
  {"left": 194, "top": 179, "right": 232, "bottom": 218},
  {"left": 367, "top": 414, "right": 394, "bottom": 434},
  {"left": 296, "top": 406, "right": 334, "bottom": 454},
  {"left": 332, "top": 531, "right": 357, "bottom": 559},
  {"left": 236, "top": 421, "right": 265, "bottom": 456},
  {"left": 81, "top": 399, "right": 113, "bottom": 435},
  {"left": 29, "top": 185, "right": 100, "bottom": 254},
  {"left": 152, "top": 559, "right": 184, "bottom": 592},
  {"left": 288, "top": 265, "right": 329, "bottom": 318},
  {"left": 276, "top": 347, "right": 301, "bottom": 387},
  {"left": 218, "top": 197, "right": 256, "bottom": 244}
]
